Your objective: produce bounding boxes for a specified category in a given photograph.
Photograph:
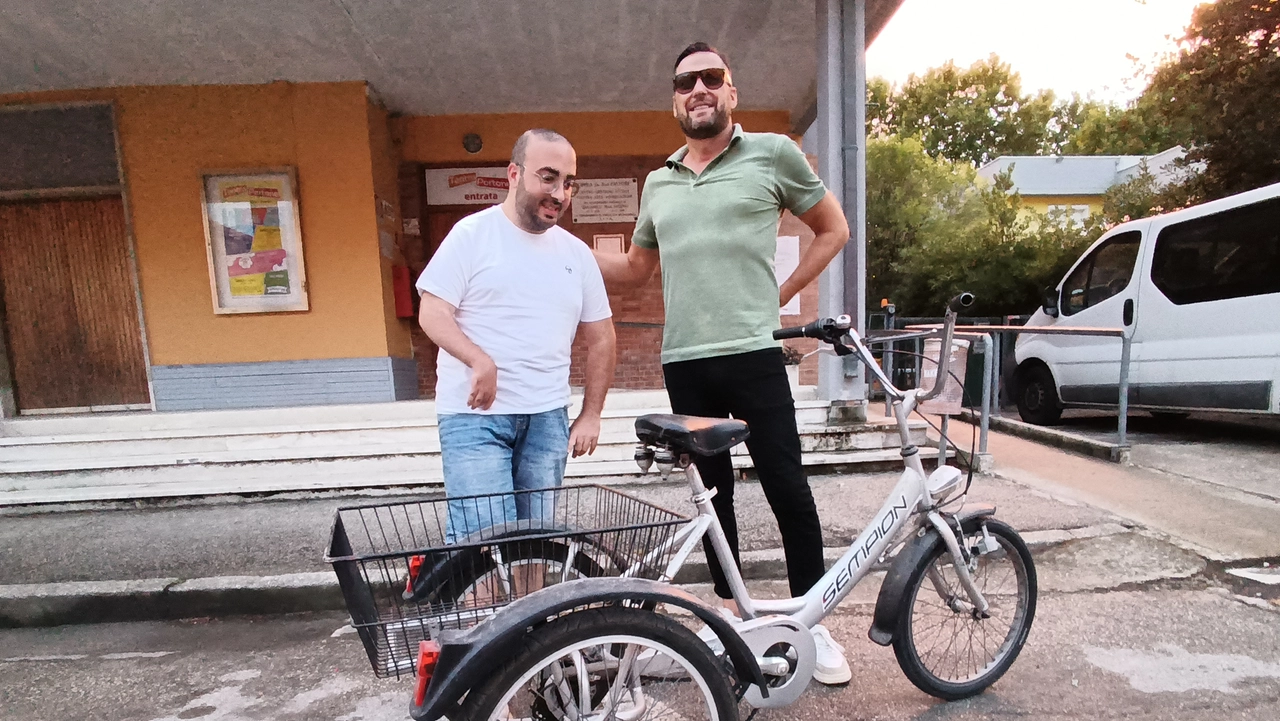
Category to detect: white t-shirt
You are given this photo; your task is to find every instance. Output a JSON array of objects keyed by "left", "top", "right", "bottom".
[{"left": 416, "top": 206, "right": 612, "bottom": 414}]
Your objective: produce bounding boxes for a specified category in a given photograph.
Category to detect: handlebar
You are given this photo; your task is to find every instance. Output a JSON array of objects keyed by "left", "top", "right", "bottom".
[
  {"left": 774, "top": 292, "right": 975, "bottom": 402},
  {"left": 948, "top": 292, "right": 976, "bottom": 314},
  {"left": 771, "top": 315, "right": 852, "bottom": 342}
]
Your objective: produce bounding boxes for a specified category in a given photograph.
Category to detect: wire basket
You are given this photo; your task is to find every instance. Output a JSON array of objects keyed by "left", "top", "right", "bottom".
[{"left": 325, "top": 484, "right": 690, "bottom": 678}]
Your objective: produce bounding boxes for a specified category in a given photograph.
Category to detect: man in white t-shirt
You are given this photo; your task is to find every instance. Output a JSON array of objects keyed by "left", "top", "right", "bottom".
[{"left": 416, "top": 129, "right": 616, "bottom": 539}]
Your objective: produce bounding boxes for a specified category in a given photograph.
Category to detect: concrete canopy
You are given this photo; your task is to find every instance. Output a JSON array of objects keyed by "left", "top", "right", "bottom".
[{"left": 2, "top": 0, "right": 902, "bottom": 123}]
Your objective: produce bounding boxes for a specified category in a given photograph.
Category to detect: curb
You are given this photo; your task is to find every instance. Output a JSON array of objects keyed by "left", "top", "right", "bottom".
[
  {"left": 0, "top": 525, "right": 1126, "bottom": 628},
  {"left": 958, "top": 410, "right": 1131, "bottom": 464}
]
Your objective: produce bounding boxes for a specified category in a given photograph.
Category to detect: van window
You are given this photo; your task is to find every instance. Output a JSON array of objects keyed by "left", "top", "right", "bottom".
[
  {"left": 1151, "top": 197, "right": 1280, "bottom": 305},
  {"left": 1060, "top": 231, "right": 1142, "bottom": 316}
]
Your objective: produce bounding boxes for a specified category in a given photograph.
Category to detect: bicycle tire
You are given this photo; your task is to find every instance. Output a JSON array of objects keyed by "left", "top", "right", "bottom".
[
  {"left": 892, "top": 518, "right": 1036, "bottom": 700},
  {"left": 457, "top": 605, "right": 739, "bottom": 721},
  {"left": 411, "top": 535, "right": 608, "bottom": 608}
]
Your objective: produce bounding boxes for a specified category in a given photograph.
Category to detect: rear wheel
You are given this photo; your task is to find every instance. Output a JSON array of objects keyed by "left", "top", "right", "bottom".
[
  {"left": 459, "top": 605, "right": 740, "bottom": 721},
  {"left": 892, "top": 518, "right": 1036, "bottom": 700},
  {"left": 1015, "top": 364, "right": 1062, "bottom": 425},
  {"left": 411, "top": 536, "right": 607, "bottom": 613}
]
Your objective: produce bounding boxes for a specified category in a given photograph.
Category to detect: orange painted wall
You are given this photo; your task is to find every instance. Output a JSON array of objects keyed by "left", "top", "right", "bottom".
[
  {"left": 393, "top": 110, "right": 793, "bottom": 164},
  {"left": 366, "top": 99, "right": 414, "bottom": 358},
  {"left": 0, "top": 81, "right": 399, "bottom": 365}
]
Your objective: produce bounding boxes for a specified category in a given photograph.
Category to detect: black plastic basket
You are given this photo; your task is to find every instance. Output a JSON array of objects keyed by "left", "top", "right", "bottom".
[{"left": 325, "top": 484, "right": 690, "bottom": 678}]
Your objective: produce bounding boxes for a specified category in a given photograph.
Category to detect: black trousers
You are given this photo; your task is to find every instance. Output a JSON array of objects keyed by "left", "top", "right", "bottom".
[{"left": 662, "top": 348, "right": 825, "bottom": 599}]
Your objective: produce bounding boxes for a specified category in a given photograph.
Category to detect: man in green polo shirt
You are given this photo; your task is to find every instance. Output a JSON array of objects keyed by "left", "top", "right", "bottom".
[{"left": 593, "top": 42, "right": 852, "bottom": 684}]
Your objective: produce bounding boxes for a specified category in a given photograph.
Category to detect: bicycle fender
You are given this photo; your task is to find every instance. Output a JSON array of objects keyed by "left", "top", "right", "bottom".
[
  {"left": 409, "top": 576, "right": 769, "bottom": 721},
  {"left": 867, "top": 506, "right": 996, "bottom": 647}
]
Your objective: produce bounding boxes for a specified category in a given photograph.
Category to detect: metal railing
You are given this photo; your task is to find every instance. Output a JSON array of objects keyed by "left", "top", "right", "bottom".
[{"left": 865, "top": 317, "right": 1132, "bottom": 454}]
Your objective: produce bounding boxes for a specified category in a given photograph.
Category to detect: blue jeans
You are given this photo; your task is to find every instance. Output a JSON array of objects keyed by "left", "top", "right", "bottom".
[{"left": 438, "top": 407, "right": 570, "bottom": 543}]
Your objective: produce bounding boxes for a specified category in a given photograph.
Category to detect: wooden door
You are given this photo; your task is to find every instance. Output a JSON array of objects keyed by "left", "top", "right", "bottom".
[{"left": 0, "top": 197, "right": 150, "bottom": 411}]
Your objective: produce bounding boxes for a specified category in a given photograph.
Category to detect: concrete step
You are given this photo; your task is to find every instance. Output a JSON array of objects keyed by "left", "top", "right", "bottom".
[
  {"left": 0, "top": 445, "right": 950, "bottom": 505},
  {"left": 0, "top": 399, "right": 839, "bottom": 474},
  {"left": 0, "top": 387, "right": 825, "bottom": 438},
  {"left": 0, "top": 418, "right": 920, "bottom": 474}
]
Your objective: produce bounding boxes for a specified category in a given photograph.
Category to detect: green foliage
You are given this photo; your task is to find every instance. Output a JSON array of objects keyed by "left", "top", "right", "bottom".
[
  {"left": 866, "top": 137, "right": 1097, "bottom": 317},
  {"left": 1059, "top": 95, "right": 1192, "bottom": 156},
  {"left": 863, "top": 1, "right": 1280, "bottom": 316},
  {"left": 888, "top": 55, "right": 1058, "bottom": 166},
  {"left": 1097, "top": 164, "right": 1198, "bottom": 224},
  {"left": 1145, "top": 0, "right": 1280, "bottom": 198},
  {"left": 864, "top": 135, "right": 975, "bottom": 307}
]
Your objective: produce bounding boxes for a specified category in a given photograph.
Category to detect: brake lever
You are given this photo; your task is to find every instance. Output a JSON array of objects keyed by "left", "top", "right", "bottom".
[{"left": 830, "top": 332, "right": 856, "bottom": 357}]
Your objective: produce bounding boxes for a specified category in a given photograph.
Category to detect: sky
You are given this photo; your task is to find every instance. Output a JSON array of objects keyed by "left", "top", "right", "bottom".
[{"left": 866, "top": 0, "right": 1211, "bottom": 104}]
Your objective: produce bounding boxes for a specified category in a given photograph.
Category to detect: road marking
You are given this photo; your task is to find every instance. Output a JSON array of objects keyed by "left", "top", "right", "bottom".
[
  {"left": 219, "top": 669, "right": 261, "bottom": 683},
  {"left": 1, "top": 654, "right": 87, "bottom": 662},
  {"left": 331, "top": 624, "right": 357, "bottom": 637},
  {"left": 1085, "top": 644, "right": 1280, "bottom": 693},
  {"left": 100, "top": 652, "right": 175, "bottom": 660}
]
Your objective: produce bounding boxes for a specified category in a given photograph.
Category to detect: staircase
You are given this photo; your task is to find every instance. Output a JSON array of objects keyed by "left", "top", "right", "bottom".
[{"left": 0, "top": 389, "right": 941, "bottom": 505}]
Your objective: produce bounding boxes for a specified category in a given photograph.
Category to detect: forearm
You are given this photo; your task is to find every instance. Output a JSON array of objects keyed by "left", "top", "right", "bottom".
[
  {"left": 593, "top": 250, "right": 635, "bottom": 284},
  {"left": 780, "top": 229, "right": 847, "bottom": 300},
  {"left": 418, "top": 301, "right": 489, "bottom": 368},
  {"left": 578, "top": 330, "right": 617, "bottom": 418}
]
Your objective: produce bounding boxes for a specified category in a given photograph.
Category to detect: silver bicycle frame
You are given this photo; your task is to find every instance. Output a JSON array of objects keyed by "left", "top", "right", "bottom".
[{"left": 651, "top": 308, "right": 989, "bottom": 628}]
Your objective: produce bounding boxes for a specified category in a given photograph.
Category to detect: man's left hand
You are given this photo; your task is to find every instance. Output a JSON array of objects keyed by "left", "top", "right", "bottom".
[
  {"left": 568, "top": 413, "right": 602, "bottom": 457},
  {"left": 779, "top": 280, "right": 799, "bottom": 309}
]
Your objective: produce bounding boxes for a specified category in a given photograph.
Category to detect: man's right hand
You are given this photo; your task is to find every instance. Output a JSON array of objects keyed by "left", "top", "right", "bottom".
[{"left": 467, "top": 355, "right": 498, "bottom": 410}]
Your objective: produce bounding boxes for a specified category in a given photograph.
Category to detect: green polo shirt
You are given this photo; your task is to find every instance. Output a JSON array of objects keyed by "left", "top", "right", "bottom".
[{"left": 632, "top": 125, "right": 827, "bottom": 363}]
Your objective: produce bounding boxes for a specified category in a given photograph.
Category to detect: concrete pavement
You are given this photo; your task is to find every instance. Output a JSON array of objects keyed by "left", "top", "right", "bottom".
[
  {"left": 5, "top": 407, "right": 1280, "bottom": 628},
  {"left": 972, "top": 421, "right": 1280, "bottom": 561},
  {"left": 2, "top": 577, "right": 1277, "bottom": 721}
]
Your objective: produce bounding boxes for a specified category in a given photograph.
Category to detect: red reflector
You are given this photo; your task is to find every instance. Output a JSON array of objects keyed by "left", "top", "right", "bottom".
[
  {"left": 413, "top": 640, "right": 441, "bottom": 707},
  {"left": 405, "top": 555, "right": 424, "bottom": 595}
]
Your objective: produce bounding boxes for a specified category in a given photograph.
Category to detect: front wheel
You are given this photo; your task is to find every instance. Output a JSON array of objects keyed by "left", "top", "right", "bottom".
[
  {"left": 458, "top": 605, "right": 740, "bottom": 721},
  {"left": 892, "top": 518, "right": 1037, "bottom": 700},
  {"left": 1016, "top": 364, "right": 1063, "bottom": 425}
]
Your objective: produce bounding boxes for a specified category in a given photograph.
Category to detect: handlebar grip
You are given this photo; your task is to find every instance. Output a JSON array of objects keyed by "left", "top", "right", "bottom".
[
  {"left": 947, "top": 292, "right": 976, "bottom": 313},
  {"left": 773, "top": 326, "right": 806, "bottom": 340}
]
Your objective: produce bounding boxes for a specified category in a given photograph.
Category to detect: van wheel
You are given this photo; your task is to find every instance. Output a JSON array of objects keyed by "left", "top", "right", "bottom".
[{"left": 1016, "top": 365, "right": 1062, "bottom": 425}]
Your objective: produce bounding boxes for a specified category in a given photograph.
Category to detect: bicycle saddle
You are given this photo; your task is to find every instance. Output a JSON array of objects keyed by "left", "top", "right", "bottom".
[{"left": 634, "top": 414, "right": 750, "bottom": 456}]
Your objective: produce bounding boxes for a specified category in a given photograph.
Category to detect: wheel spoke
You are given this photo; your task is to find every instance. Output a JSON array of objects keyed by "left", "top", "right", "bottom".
[{"left": 899, "top": 523, "right": 1035, "bottom": 696}]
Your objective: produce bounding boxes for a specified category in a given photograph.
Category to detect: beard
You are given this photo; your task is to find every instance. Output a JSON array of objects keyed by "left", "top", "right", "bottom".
[
  {"left": 678, "top": 99, "right": 731, "bottom": 140},
  {"left": 513, "top": 182, "right": 562, "bottom": 232}
]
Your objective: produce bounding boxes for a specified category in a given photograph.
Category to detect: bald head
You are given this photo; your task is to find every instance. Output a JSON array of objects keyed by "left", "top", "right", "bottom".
[{"left": 511, "top": 129, "right": 571, "bottom": 166}]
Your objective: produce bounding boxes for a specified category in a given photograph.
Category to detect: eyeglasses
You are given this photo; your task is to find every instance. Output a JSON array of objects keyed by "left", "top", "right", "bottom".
[
  {"left": 519, "top": 165, "right": 580, "bottom": 198},
  {"left": 673, "top": 67, "right": 730, "bottom": 94}
]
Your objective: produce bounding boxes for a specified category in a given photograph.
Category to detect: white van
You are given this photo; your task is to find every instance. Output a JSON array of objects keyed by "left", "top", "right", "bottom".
[{"left": 1013, "top": 181, "right": 1280, "bottom": 425}]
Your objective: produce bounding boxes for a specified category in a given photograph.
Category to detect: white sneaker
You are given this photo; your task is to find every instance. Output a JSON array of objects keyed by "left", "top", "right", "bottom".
[{"left": 810, "top": 624, "right": 852, "bottom": 685}]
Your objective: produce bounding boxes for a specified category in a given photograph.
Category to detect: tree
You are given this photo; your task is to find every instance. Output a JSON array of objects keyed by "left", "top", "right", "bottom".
[
  {"left": 1145, "top": 0, "right": 1280, "bottom": 197},
  {"left": 890, "top": 55, "right": 1058, "bottom": 166},
  {"left": 1059, "top": 94, "right": 1191, "bottom": 156},
  {"left": 892, "top": 171, "right": 1094, "bottom": 317},
  {"left": 865, "top": 135, "right": 975, "bottom": 306},
  {"left": 866, "top": 142, "right": 1098, "bottom": 317}
]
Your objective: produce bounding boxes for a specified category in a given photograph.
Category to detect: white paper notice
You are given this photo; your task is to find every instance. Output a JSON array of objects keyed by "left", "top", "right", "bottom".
[
  {"left": 593, "top": 234, "right": 625, "bottom": 254},
  {"left": 572, "top": 178, "right": 639, "bottom": 224},
  {"left": 776, "top": 235, "right": 801, "bottom": 316}
]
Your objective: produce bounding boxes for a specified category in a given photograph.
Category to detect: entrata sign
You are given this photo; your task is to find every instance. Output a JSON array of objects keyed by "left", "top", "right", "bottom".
[{"left": 425, "top": 167, "right": 509, "bottom": 205}]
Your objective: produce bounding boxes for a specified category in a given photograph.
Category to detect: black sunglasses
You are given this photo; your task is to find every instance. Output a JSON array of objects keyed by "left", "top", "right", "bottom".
[{"left": 673, "top": 68, "right": 729, "bottom": 94}]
